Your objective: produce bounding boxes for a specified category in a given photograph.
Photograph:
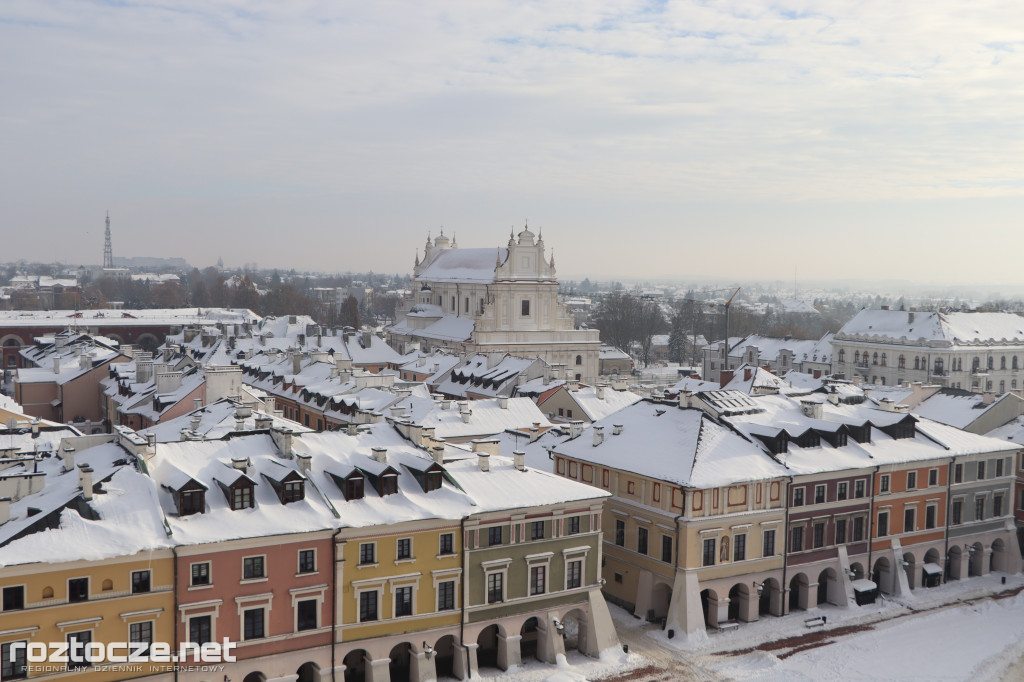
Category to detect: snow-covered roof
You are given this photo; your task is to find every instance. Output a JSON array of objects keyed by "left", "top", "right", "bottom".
[
  {"left": 141, "top": 399, "right": 311, "bottom": 443},
  {"left": 546, "top": 385, "right": 641, "bottom": 422},
  {"left": 390, "top": 315, "right": 475, "bottom": 342},
  {"left": 912, "top": 389, "right": 1009, "bottom": 430},
  {"left": 0, "top": 308, "right": 258, "bottom": 327},
  {"left": 836, "top": 309, "right": 1024, "bottom": 345},
  {"left": 416, "top": 248, "right": 507, "bottom": 284},
  {"left": 599, "top": 345, "right": 631, "bottom": 360},
  {"left": 393, "top": 395, "right": 552, "bottom": 440},
  {"left": 436, "top": 354, "right": 538, "bottom": 398}
]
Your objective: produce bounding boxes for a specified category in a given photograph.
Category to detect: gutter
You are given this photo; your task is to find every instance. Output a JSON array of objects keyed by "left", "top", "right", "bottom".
[
  {"left": 331, "top": 527, "right": 342, "bottom": 682},
  {"left": 459, "top": 516, "right": 468, "bottom": 669},
  {"left": 781, "top": 476, "right": 792, "bottom": 615},
  {"left": 942, "top": 456, "right": 955, "bottom": 584},
  {"left": 867, "top": 465, "right": 879, "bottom": 583}
]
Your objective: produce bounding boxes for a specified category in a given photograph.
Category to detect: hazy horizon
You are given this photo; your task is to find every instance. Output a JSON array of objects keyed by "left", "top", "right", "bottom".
[{"left": 4, "top": 2, "right": 1024, "bottom": 283}]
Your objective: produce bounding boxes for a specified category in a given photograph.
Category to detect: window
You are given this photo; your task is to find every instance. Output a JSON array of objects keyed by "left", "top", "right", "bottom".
[
  {"left": 567, "top": 560, "right": 582, "bottom": 589},
  {"left": 791, "top": 526, "right": 804, "bottom": 552},
  {"left": 521, "top": 299, "right": 530, "bottom": 316},
  {"left": 853, "top": 516, "right": 864, "bottom": 541},
  {"left": 812, "top": 523, "right": 824, "bottom": 549},
  {"left": 439, "top": 533, "right": 454, "bottom": 555},
  {"left": 488, "top": 526, "right": 503, "bottom": 546},
  {"left": 283, "top": 480, "right": 304, "bottom": 503},
  {"left": 903, "top": 508, "right": 915, "bottom": 533},
  {"left": 702, "top": 538, "right": 716, "bottom": 566},
  {"left": 793, "top": 488, "right": 804, "bottom": 506},
  {"left": 451, "top": 296, "right": 455, "bottom": 311},
  {"left": 614, "top": 519, "right": 625, "bottom": 547},
  {"left": 243, "top": 556, "right": 265, "bottom": 579},
  {"left": 487, "top": 572, "right": 503, "bottom": 603},
  {"left": 994, "top": 494, "right": 1003, "bottom": 517},
  {"left": 996, "top": 458, "right": 1004, "bottom": 477},
  {"left": 1, "top": 641, "right": 27, "bottom": 680},
  {"left": 359, "top": 591, "right": 378, "bottom": 622},
  {"left": 877, "top": 511, "right": 889, "bottom": 537},
  {"left": 839, "top": 349, "right": 845, "bottom": 362},
  {"left": 814, "top": 485, "right": 826, "bottom": 504},
  {"left": 928, "top": 469, "right": 938, "bottom": 487},
  {"left": 898, "top": 355, "right": 905, "bottom": 369},
  {"left": 465, "top": 297, "right": 469, "bottom": 313},
  {"left": 188, "top": 615, "right": 212, "bottom": 645},
  {"left": 67, "top": 631, "right": 92, "bottom": 669},
  {"left": 68, "top": 577, "right": 88, "bottom": 602},
  {"left": 975, "top": 496, "right": 985, "bottom": 521},
  {"left": 637, "top": 527, "right": 648, "bottom": 555},
  {"left": 954, "top": 463, "right": 963, "bottom": 483},
  {"left": 661, "top": 535, "right": 673, "bottom": 563},
  {"left": 395, "top": 586, "right": 413, "bottom": 616},
  {"left": 180, "top": 489, "right": 204, "bottom": 515},
  {"left": 763, "top": 529, "right": 776, "bottom": 556},
  {"left": 907, "top": 471, "right": 917, "bottom": 490},
  {"left": 129, "top": 621, "right": 153, "bottom": 655},
  {"left": 345, "top": 476, "right": 364, "bottom": 500},
  {"left": 359, "top": 543, "right": 375, "bottom": 565},
  {"left": 978, "top": 461, "right": 986, "bottom": 480},
  {"left": 880, "top": 475, "right": 890, "bottom": 493},
  {"left": 567, "top": 516, "right": 580, "bottom": 535},
  {"left": 988, "top": 357, "right": 994, "bottom": 370},
  {"left": 397, "top": 538, "right": 412, "bottom": 560},
  {"left": 835, "top": 519, "right": 847, "bottom": 544},
  {"left": 380, "top": 474, "right": 398, "bottom": 496},
  {"left": 243, "top": 609, "right": 265, "bottom": 640},
  {"left": 438, "top": 581, "right": 455, "bottom": 611},
  {"left": 734, "top": 533, "right": 747, "bottom": 561},
  {"left": 575, "top": 355, "right": 583, "bottom": 365},
  {"left": 530, "top": 566, "right": 547, "bottom": 595},
  {"left": 530, "top": 521, "right": 545, "bottom": 541},
  {"left": 298, "top": 549, "right": 316, "bottom": 574},
  {"left": 231, "top": 485, "right": 253, "bottom": 510},
  {"left": 426, "top": 470, "right": 442, "bottom": 492},
  {"left": 925, "top": 505, "right": 936, "bottom": 529},
  {"left": 2, "top": 586, "right": 25, "bottom": 611},
  {"left": 191, "top": 562, "right": 210, "bottom": 586},
  {"left": 854, "top": 480, "right": 865, "bottom": 498},
  {"left": 297, "top": 599, "right": 318, "bottom": 630},
  {"left": 873, "top": 352, "right": 878, "bottom": 365},
  {"left": 952, "top": 499, "right": 963, "bottom": 525},
  {"left": 131, "top": 570, "right": 151, "bottom": 594},
  {"left": 837, "top": 482, "right": 848, "bottom": 501},
  {"left": 881, "top": 353, "right": 887, "bottom": 366}
]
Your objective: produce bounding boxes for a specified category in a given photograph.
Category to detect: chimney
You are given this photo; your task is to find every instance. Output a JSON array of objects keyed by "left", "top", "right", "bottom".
[
  {"left": 362, "top": 330, "right": 372, "bottom": 348},
  {"left": 477, "top": 452, "right": 490, "bottom": 472},
  {"left": 389, "top": 406, "right": 407, "bottom": 419},
  {"left": 593, "top": 425, "right": 605, "bottom": 446},
  {"left": 193, "top": 397, "right": 203, "bottom": 410},
  {"left": 30, "top": 419, "right": 39, "bottom": 439},
  {"left": 800, "top": 400, "right": 824, "bottom": 420},
  {"left": 613, "top": 424, "right": 623, "bottom": 436},
  {"left": 744, "top": 367, "right": 752, "bottom": 381},
  {"left": 440, "top": 399, "right": 451, "bottom": 410},
  {"left": 254, "top": 414, "right": 273, "bottom": 430},
  {"left": 471, "top": 439, "right": 500, "bottom": 457},
  {"left": 346, "top": 423, "right": 359, "bottom": 436},
  {"left": 62, "top": 445, "right": 76, "bottom": 472},
  {"left": 53, "top": 357, "right": 61, "bottom": 374},
  {"left": 862, "top": 387, "right": 872, "bottom": 399},
  {"left": 79, "top": 353, "right": 91, "bottom": 370},
  {"left": 879, "top": 397, "right": 895, "bottom": 411},
  {"left": 264, "top": 396, "right": 276, "bottom": 414},
  {"left": 813, "top": 369, "right": 822, "bottom": 379},
  {"left": 190, "top": 413, "right": 202, "bottom": 431},
  {"left": 529, "top": 426, "right": 540, "bottom": 442},
  {"left": 719, "top": 369, "right": 734, "bottom": 388},
  {"left": 514, "top": 450, "right": 526, "bottom": 471},
  {"left": 78, "top": 465, "right": 94, "bottom": 500},
  {"left": 231, "top": 457, "right": 248, "bottom": 472},
  {"left": 460, "top": 409, "right": 472, "bottom": 423},
  {"left": 498, "top": 396, "right": 509, "bottom": 409},
  {"left": 0, "top": 497, "right": 10, "bottom": 525},
  {"left": 270, "top": 427, "right": 295, "bottom": 457},
  {"left": 827, "top": 390, "right": 840, "bottom": 405},
  {"left": 292, "top": 353, "right": 302, "bottom": 375},
  {"left": 983, "top": 391, "right": 996, "bottom": 405},
  {"left": 179, "top": 428, "right": 189, "bottom": 441},
  {"left": 431, "top": 445, "right": 445, "bottom": 464},
  {"left": 295, "top": 453, "right": 312, "bottom": 473},
  {"left": 235, "top": 417, "right": 245, "bottom": 431},
  {"left": 372, "top": 447, "right": 388, "bottom": 463},
  {"left": 595, "top": 384, "right": 606, "bottom": 400},
  {"left": 136, "top": 360, "right": 153, "bottom": 383},
  {"left": 679, "top": 390, "right": 693, "bottom": 409},
  {"left": 569, "top": 420, "right": 584, "bottom": 439},
  {"left": 235, "top": 406, "right": 252, "bottom": 419}
]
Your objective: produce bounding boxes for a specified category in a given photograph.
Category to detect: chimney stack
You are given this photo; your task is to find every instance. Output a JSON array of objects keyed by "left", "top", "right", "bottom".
[
  {"left": 570, "top": 420, "right": 584, "bottom": 439},
  {"left": 0, "top": 497, "right": 10, "bottom": 525},
  {"left": 78, "top": 465, "right": 94, "bottom": 500},
  {"left": 62, "top": 445, "right": 76, "bottom": 472},
  {"left": 371, "top": 447, "right": 387, "bottom": 463},
  {"left": 477, "top": 452, "right": 490, "bottom": 472},
  {"left": 295, "top": 453, "right": 312, "bottom": 473},
  {"left": 460, "top": 408, "right": 472, "bottom": 424},
  {"left": 53, "top": 357, "right": 61, "bottom": 374},
  {"left": 595, "top": 384, "right": 606, "bottom": 400},
  {"left": 292, "top": 353, "right": 302, "bottom": 375},
  {"left": 431, "top": 445, "right": 445, "bottom": 464},
  {"left": 498, "top": 396, "right": 509, "bottom": 409},
  {"left": 593, "top": 425, "right": 605, "bottom": 447},
  {"left": 193, "top": 397, "right": 203, "bottom": 410},
  {"left": 719, "top": 369, "right": 734, "bottom": 388},
  {"left": 231, "top": 457, "right": 248, "bottom": 472},
  {"left": 613, "top": 424, "right": 623, "bottom": 436},
  {"left": 513, "top": 450, "right": 526, "bottom": 471},
  {"left": 254, "top": 414, "right": 273, "bottom": 430}
]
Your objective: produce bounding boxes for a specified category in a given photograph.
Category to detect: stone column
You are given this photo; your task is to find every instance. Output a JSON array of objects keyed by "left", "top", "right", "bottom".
[
  {"left": 462, "top": 643, "right": 479, "bottom": 680},
  {"left": 409, "top": 651, "right": 432, "bottom": 682},
  {"left": 805, "top": 582, "right": 819, "bottom": 610},
  {"left": 367, "top": 658, "right": 391, "bottom": 682},
  {"left": 497, "top": 633, "right": 522, "bottom": 671},
  {"left": 536, "top": 617, "right": 565, "bottom": 665},
  {"left": 452, "top": 644, "right": 469, "bottom": 681}
]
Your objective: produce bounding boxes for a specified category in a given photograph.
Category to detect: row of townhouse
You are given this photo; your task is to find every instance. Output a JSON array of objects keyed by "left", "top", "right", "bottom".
[
  {"left": 0, "top": 417, "right": 619, "bottom": 682},
  {"left": 549, "top": 390, "right": 1023, "bottom": 641}
]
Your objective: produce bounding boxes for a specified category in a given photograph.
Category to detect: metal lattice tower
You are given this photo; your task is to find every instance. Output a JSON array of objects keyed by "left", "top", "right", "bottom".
[{"left": 103, "top": 211, "right": 113, "bottom": 268}]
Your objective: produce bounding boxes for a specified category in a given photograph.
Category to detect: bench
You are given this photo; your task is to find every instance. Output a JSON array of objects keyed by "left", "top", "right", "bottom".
[
  {"left": 804, "top": 616, "right": 826, "bottom": 629},
  {"left": 717, "top": 621, "right": 739, "bottom": 632}
]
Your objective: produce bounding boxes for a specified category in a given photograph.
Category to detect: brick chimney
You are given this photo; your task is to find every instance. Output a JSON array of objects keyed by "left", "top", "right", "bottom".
[{"left": 719, "top": 369, "right": 734, "bottom": 388}]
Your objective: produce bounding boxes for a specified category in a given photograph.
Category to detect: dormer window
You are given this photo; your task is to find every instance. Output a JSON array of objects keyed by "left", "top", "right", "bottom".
[
  {"left": 180, "top": 489, "right": 205, "bottom": 516},
  {"left": 282, "top": 480, "right": 304, "bottom": 503},
  {"left": 426, "top": 470, "right": 442, "bottom": 492},
  {"left": 231, "top": 483, "right": 254, "bottom": 510},
  {"left": 380, "top": 473, "right": 398, "bottom": 496},
  {"left": 346, "top": 477, "right": 364, "bottom": 500}
]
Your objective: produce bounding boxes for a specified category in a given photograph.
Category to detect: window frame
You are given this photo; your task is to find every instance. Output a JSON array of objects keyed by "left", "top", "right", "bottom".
[{"left": 242, "top": 555, "right": 266, "bottom": 580}]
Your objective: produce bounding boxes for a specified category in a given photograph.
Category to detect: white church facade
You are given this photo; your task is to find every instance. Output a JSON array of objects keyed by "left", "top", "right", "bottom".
[{"left": 388, "top": 227, "right": 601, "bottom": 381}]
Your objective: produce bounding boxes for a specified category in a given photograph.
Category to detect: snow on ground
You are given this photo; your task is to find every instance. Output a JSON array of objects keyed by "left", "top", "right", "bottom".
[
  {"left": 711, "top": 590, "right": 1024, "bottom": 681},
  {"left": 471, "top": 647, "right": 643, "bottom": 682}
]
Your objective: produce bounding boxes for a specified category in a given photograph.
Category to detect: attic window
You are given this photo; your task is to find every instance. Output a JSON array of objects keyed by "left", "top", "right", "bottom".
[
  {"left": 231, "top": 483, "right": 254, "bottom": 510},
  {"left": 426, "top": 470, "right": 443, "bottom": 492},
  {"left": 282, "top": 480, "right": 304, "bottom": 504},
  {"left": 179, "top": 490, "right": 205, "bottom": 516},
  {"left": 380, "top": 473, "right": 398, "bottom": 496},
  {"left": 344, "top": 476, "right": 364, "bottom": 501}
]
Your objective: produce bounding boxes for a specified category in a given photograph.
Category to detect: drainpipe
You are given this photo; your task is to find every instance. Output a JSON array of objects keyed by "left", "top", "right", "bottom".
[
  {"left": 459, "top": 516, "right": 468, "bottom": 670},
  {"left": 942, "top": 456, "right": 955, "bottom": 584},
  {"left": 781, "top": 476, "right": 792, "bottom": 616},
  {"left": 867, "top": 465, "right": 879, "bottom": 583},
  {"left": 331, "top": 528, "right": 342, "bottom": 682},
  {"left": 172, "top": 547, "right": 179, "bottom": 682},
  {"left": 673, "top": 486, "right": 686, "bottom": 575}
]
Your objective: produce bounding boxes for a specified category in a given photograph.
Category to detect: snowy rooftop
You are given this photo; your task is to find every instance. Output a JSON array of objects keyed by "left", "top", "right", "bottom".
[
  {"left": 394, "top": 395, "right": 552, "bottom": 440},
  {"left": 390, "top": 315, "right": 475, "bottom": 342},
  {"left": 416, "top": 247, "right": 507, "bottom": 284},
  {"left": 0, "top": 308, "right": 259, "bottom": 327},
  {"left": 836, "top": 309, "right": 1024, "bottom": 345},
  {"left": 912, "top": 389, "right": 1010, "bottom": 430}
]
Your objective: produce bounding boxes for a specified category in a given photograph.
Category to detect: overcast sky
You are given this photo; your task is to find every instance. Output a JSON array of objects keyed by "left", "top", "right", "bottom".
[{"left": 3, "top": 1, "right": 1024, "bottom": 284}]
